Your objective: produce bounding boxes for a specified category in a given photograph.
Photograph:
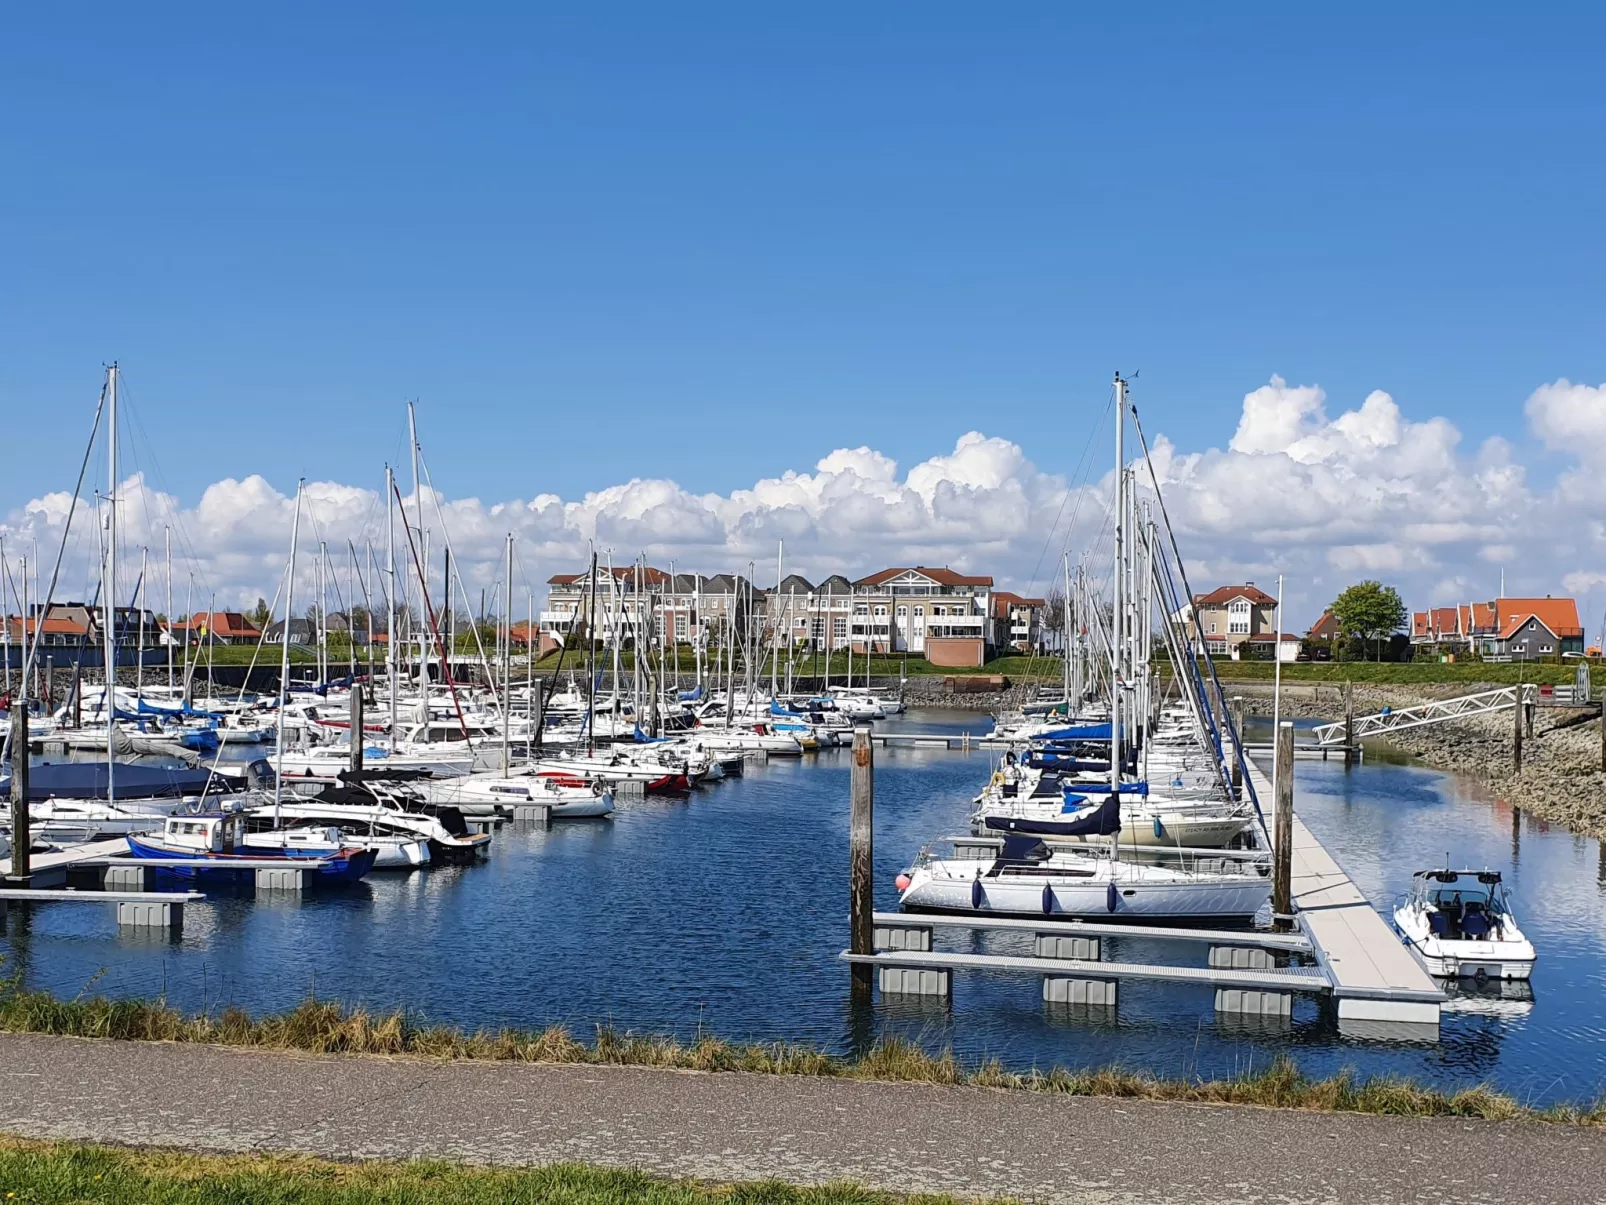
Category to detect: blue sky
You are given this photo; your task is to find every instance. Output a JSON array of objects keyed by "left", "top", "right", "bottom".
[{"left": 5, "top": 3, "right": 1602, "bottom": 509}]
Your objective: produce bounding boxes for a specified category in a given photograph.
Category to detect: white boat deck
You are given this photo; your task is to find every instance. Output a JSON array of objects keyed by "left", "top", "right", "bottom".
[{"left": 1246, "top": 755, "right": 1443, "bottom": 1024}]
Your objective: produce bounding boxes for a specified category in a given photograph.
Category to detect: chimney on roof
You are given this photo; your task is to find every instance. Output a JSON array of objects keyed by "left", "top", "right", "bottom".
[{"left": 1245, "top": 581, "right": 1254, "bottom": 586}]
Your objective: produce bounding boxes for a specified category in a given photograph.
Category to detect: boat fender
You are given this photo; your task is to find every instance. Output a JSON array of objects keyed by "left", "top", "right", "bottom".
[
  {"left": 991, "top": 771, "right": 1003, "bottom": 788},
  {"left": 1106, "top": 881, "right": 1118, "bottom": 913},
  {"left": 971, "top": 877, "right": 984, "bottom": 909},
  {"left": 1042, "top": 884, "right": 1054, "bottom": 916},
  {"left": 1153, "top": 816, "right": 1164, "bottom": 839},
  {"left": 895, "top": 872, "right": 911, "bottom": 892},
  {"left": 592, "top": 782, "right": 604, "bottom": 796}
]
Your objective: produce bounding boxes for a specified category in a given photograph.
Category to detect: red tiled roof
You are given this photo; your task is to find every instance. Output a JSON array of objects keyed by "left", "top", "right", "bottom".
[
  {"left": 173, "top": 612, "right": 262, "bottom": 638},
  {"left": 1244, "top": 631, "right": 1300, "bottom": 642},
  {"left": 1496, "top": 596, "right": 1583, "bottom": 641},
  {"left": 1307, "top": 610, "right": 1339, "bottom": 639},
  {"left": 990, "top": 591, "right": 1047, "bottom": 617},
  {"left": 854, "top": 566, "right": 993, "bottom": 589},
  {"left": 5, "top": 615, "right": 90, "bottom": 638},
  {"left": 1192, "top": 584, "right": 1277, "bottom": 607}
]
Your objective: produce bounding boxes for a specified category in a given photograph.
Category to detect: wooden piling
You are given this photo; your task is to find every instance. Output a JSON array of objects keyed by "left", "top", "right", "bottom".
[
  {"left": 1600, "top": 687, "right": 1605, "bottom": 774},
  {"left": 349, "top": 686, "right": 364, "bottom": 776},
  {"left": 850, "top": 723, "right": 875, "bottom": 1000},
  {"left": 1272, "top": 720, "right": 1294, "bottom": 929},
  {"left": 1512, "top": 682, "right": 1524, "bottom": 772},
  {"left": 1342, "top": 679, "right": 1354, "bottom": 768},
  {"left": 8, "top": 702, "right": 29, "bottom": 882}
]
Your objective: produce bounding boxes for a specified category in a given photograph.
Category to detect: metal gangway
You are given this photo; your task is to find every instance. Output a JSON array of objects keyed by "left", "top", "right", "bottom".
[{"left": 1311, "top": 685, "right": 1535, "bottom": 746}]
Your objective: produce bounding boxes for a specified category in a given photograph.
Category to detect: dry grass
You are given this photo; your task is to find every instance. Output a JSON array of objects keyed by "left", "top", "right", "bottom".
[{"left": 0, "top": 984, "right": 1599, "bottom": 1125}]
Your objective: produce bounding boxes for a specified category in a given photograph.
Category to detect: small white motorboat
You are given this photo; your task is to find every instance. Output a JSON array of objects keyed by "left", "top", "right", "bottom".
[{"left": 1393, "top": 868, "right": 1536, "bottom": 981}]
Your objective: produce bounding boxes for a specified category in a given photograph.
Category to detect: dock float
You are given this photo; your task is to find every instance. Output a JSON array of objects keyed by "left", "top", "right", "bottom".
[{"left": 1245, "top": 752, "right": 1444, "bottom": 1028}]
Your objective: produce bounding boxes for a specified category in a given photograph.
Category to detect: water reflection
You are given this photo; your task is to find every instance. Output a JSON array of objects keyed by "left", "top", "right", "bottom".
[{"left": 6, "top": 709, "right": 1606, "bottom": 1103}]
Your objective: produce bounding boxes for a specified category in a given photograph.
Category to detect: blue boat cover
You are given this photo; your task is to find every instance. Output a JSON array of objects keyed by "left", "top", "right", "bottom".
[{"left": 678, "top": 685, "right": 705, "bottom": 702}]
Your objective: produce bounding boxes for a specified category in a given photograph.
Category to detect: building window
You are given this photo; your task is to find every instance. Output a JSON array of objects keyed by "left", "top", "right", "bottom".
[
  {"left": 1229, "top": 620, "right": 1249, "bottom": 635},
  {"left": 914, "top": 606, "right": 924, "bottom": 616},
  {"left": 896, "top": 605, "right": 907, "bottom": 617},
  {"left": 833, "top": 618, "right": 847, "bottom": 639},
  {"left": 933, "top": 605, "right": 947, "bottom": 617},
  {"left": 873, "top": 605, "right": 887, "bottom": 617},
  {"left": 853, "top": 604, "right": 867, "bottom": 616}
]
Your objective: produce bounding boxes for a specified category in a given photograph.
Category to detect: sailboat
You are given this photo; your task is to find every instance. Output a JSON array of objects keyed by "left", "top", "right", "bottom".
[{"left": 899, "top": 374, "right": 1272, "bottom": 922}]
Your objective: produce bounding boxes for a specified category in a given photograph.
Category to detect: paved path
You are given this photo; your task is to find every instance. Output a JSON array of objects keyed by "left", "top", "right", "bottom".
[{"left": 2, "top": 1034, "right": 1602, "bottom": 1204}]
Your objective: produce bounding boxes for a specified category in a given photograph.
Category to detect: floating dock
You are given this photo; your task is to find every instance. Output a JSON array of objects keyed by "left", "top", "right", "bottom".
[
  {"left": 842, "top": 744, "right": 1442, "bottom": 1032},
  {"left": 1244, "top": 752, "right": 1443, "bottom": 1026}
]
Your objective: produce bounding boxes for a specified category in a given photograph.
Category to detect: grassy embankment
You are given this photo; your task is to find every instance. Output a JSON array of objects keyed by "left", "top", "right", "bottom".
[
  {"left": 188, "top": 644, "right": 1587, "bottom": 687},
  {"left": 0, "top": 1140, "right": 904, "bottom": 1205},
  {"left": 0, "top": 986, "right": 1596, "bottom": 1125},
  {"left": 1182, "top": 660, "right": 1582, "bottom": 686}
]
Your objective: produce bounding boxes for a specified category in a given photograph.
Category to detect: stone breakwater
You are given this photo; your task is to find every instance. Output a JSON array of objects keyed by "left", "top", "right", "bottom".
[{"left": 1227, "top": 681, "right": 1606, "bottom": 841}]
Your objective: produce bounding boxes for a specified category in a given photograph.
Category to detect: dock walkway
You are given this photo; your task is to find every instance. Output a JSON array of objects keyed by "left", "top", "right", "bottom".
[
  {"left": 0, "top": 837, "right": 127, "bottom": 887},
  {"left": 1246, "top": 753, "right": 1443, "bottom": 1025},
  {"left": 0, "top": 1032, "right": 1593, "bottom": 1204}
]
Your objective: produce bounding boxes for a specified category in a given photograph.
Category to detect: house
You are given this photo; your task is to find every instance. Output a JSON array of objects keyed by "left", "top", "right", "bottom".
[
  {"left": 990, "top": 592, "right": 1046, "bottom": 653},
  {"left": 543, "top": 567, "right": 754, "bottom": 649},
  {"left": 850, "top": 567, "right": 994, "bottom": 666},
  {"left": 1301, "top": 610, "right": 1341, "bottom": 660},
  {"left": 171, "top": 611, "right": 263, "bottom": 647},
  {"left": 1185, "top": 584, "right": 1279, "bottom": 658},
  {"left": 1488, "top": 597, "right": 1585, "bottom": 660},
  {"left": 1410, "top": 596, "right": 1583, "bottom": 660}
]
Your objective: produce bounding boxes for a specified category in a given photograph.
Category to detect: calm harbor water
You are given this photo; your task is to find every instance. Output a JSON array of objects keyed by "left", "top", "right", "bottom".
[{"left": 7, "top": 709, "right": 1606, "bottom": 1103}]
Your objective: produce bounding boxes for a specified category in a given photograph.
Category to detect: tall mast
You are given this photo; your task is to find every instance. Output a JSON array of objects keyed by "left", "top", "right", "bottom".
[
  {"left": 164, "top": 526, "right": 174, "bottom": 691},
  {"left": 385, "top": 465, "right": 398, "bottom": 752},
  {"left": 136, "top": 546, "right": 147, "bottom": 703},
  {"left": 408, "top": 402, "right": 425, "bottom": 670},
  {"left": 502, "top": 532, "right": 513, "bottom": 776},
  {"left": 273, "top": 482, "right": 304, "bottom": 822},
  {"left": 2, "top": 536, "right": 10, "bottom": 695},
  {"left": 103, "top": 363, "right": 119, "bottom": 802},
  {"left": 771, "top": 541, "right": 782, "bottom": 700},
  {"left": 1110, "top": 372, "right": 1125, "bottom": 796}
]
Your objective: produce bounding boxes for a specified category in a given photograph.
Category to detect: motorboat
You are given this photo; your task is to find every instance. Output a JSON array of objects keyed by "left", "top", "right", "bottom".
[
  {"left": 127, "top": 813, "right": 377, "bottom": 884},
  {"left": 1393, "top": 868, "right": 1536, "bottom": 981},
  {"left": 26, "top": 798, "right": 171, "bottom": 842},
  {"left": 241, "top": 824, "right": 426, "bottom": 869},
  {"left": 421, "top": 770, "right": 615, "bottom": 819},
  {"left": 248, "top": 779, "right": 491, "bottom": 864},
  {"left": 897, "top": 828, "right": 1272, "bottom": 922}
]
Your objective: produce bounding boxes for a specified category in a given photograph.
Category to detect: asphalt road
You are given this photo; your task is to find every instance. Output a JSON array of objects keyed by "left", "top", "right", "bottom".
[{"left": 1, "top": 1034, "right": 1602, "bottom": 1204}]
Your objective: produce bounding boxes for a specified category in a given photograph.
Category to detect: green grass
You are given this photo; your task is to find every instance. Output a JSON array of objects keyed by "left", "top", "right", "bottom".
[
  {"left": 1189, "top": 661, "right": 1583, "bottom": 686},
  {"left": 0, "top": 1140, "right": 924, "bottom": 1205},
  {"left": 0, "top": 986, "right": 1599, "bottom": 1125}
]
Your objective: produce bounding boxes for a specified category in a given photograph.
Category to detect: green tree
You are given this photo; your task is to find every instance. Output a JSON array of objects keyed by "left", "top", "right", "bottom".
[
  {"left": 246, "top": 598, "right": 272, "bottom": 631},
  {"left": 1328, "top": 580, "right": 1408, "bottom": 662}
]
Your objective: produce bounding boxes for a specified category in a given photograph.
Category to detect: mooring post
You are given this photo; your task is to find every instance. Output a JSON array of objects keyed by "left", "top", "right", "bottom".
[
  {"left": 1512, "top": 682, "right": 1524, "bottom": 772},
  {"left": 7, "top": 701, "right": 30, "bottom": 882},
  {"left": 1342, "top": 679, "right": 1355, "bottom": 768},
  {"left": 1525, "top": 693, "right": 1534, "bottom": 739},
  {"left": 349, "top": 685, "right": 364, "bottom": 776},
  {"left": 850, "top": 722, "right": 875, "bottom": 1000},
  {"left": 1229, "top": 696, "right": 1244, "bottom": 790},
  {"left": 44, "top": 656, "right": 53, "bottom": 715},
  {"left": 1272, "top": 720, "right": 1294, "bottom": 929},
  {"left": 1599, "top": 684, "right": 1605, "bottom": 773}
]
